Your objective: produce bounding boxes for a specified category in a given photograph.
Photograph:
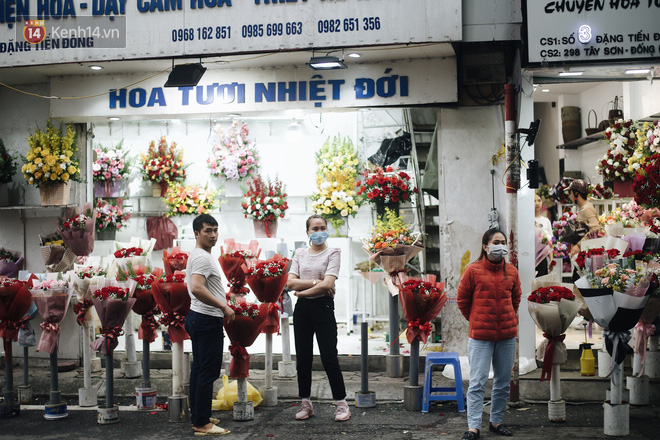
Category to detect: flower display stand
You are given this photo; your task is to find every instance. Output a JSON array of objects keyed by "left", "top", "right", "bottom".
[
  {"left": 1, "top": 340, "right": 20, "bottom": 419},
  {"left": 79, "top": 323, "right": 97, "bottom": 407},
  {"left": 646, "top": 335, "right": 660, "bottom": 378},
  {"left": 121, "top": 312, "right": 142, "bottom": 379},
  {"left": 17, "top": 347, "right": 32, "bottom": 405},
  {"left": 612, "top": 180, "right": 634, "bottom": 198},
  {"left": 277, "top": 314, "right": 296, "bottom": 378},
  {"left": 152, "top": 181, "right": 166, "bottom": 198},
  {"left": 604, "top": 362, "right": 629, "bottom": 436},
  {"left": 39, "top": 182, "right": 70, "bottom": 206}
]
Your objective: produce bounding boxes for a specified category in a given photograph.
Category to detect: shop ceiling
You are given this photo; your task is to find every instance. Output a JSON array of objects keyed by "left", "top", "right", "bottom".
[{"left": 0, "top": 43, "right": 454, "bottom": 87}]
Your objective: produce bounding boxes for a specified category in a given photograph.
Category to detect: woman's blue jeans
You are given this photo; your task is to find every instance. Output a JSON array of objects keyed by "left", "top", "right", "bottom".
[
  {"left": 185, "top": 310, "right": 224, "bottom": 428},
  {"left": 466, "top": 337, "right": 516, "bottom": 430}
]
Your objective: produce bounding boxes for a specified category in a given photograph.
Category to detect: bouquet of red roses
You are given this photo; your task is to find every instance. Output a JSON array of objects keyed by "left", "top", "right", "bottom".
[
  {"left": 528, "top": 282, "right": 582, "bottom": 381},
  {"left": 219, "top": 239, "right": 261, "bottom": 294},
  {"left": 151, "top": 273, "right": 190, "bottom": 343},
  {"left": 72, "top": 264, "right": 107, "bottom": 326},
  {"left": 162, "top": 246, "right": 189, "bottom": 275},
  {"left": 117, "top": 263, "right": 164, "bottom": 343},
  {"left": 224, "top": 295, "right": 268, "bottom": 378},
  {"left": 57, "top": 204, "right": 97, "bottom": 257},
  {"left": 396, "top": 274, "right": 447, "bottom": 344},
  {"left": 90, "top": 279, "right": 137, "bottom": 354},
  {"left": 0, "top": 279, "right": 32, "bottom": 344},
  {"left": 243, "top": 254, "right": 289, "bottom": 303}
]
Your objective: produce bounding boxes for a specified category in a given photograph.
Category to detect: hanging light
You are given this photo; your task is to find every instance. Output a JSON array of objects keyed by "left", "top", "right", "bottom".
[{"left": 307, "top": 55, "right": 347, "bottom": 70}]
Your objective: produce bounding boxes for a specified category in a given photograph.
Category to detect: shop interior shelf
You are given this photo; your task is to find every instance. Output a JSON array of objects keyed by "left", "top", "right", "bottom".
[{"left": 556, "top": 130, "right": 606, "bottom": 149}]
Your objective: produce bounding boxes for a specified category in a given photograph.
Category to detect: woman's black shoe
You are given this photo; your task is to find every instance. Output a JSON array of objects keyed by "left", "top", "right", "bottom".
[
  {"left": 489, "top": 423, "right": 513, "bottom": 436},
  {"left": 461, "top": 430, "right": 480, "bottom": 440}
]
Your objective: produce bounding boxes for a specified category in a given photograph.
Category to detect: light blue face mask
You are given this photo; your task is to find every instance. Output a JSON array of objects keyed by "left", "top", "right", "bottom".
[
  {"left": 309, "top": 231, "right": 329, "bottom": 245},
  {"left": 488, "top": 244, "right": 509, "bottom": 260}
]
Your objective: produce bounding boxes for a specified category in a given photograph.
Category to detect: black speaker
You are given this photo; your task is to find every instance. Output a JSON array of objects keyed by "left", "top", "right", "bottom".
[
  {"left": 164, "top": 63, "right": 207, "bottom": 88},
  {"left": 527, "top": 159, "right": 539, "bottom": 189}
]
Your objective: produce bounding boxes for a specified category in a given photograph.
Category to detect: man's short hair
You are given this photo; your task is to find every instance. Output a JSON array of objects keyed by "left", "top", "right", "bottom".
[{"left": 193, "top": 214, "right": 218, "bottom": 233}]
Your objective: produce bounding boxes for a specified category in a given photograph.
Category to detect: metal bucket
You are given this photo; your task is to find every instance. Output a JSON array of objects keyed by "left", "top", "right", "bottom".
[{"left": 136, "top": 387, "right": 158, "bottom": 410}]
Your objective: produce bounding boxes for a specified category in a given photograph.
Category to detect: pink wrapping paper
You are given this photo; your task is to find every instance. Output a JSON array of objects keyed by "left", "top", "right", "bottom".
[
  {"left": 0, "top": 250, "right": 24, "bottom": 278},
  {"left": 57, "top": 204, "right": 97, "bottom": 257},
  {"left": 32, "top": 285, "right": 73, "bottom": 354}
]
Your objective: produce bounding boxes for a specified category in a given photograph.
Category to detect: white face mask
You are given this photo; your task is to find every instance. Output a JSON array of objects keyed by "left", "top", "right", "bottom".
[{"left": 487, "top": 244, "right": 509, "bottom": 260}]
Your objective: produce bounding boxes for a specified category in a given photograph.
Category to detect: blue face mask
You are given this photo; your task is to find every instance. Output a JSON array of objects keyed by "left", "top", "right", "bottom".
[
  {"left": 309, "top": 231, "right": 329, "bottom": 245},
  {"left": 487, "top": 244, "right": 509, "bottom": 260}
]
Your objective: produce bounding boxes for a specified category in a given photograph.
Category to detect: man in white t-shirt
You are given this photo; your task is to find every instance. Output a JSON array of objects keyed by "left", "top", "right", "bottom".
[{"left": 184, "top": 214, "right": 235, "bottom": 436}]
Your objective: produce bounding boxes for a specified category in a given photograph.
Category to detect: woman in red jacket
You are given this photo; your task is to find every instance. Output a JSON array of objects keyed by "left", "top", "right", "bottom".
[{"left": 457, "top": 229, "right": 521, "bottom": 440}]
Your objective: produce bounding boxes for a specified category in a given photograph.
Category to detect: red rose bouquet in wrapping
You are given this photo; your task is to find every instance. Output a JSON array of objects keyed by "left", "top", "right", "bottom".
[
  {"left": 243, "top": 255, "right": 289, "bottom": 333},
  {"left": 0, "top": 248, "right": 24, "bottom": 278},
  {"left": 396, "top": 274, "right": 446, "bottom": 344},
  {"left": 219, "top": 239, "right": 260, "bottom": 294},
  {"left": 0, "top": 279, "right": 32, "bottom": 344},
  {"left": 224, "top": 296, "right": 267, "bottom": 378},
  {"left": 72, "top": 264, "right": 107, "bottom": 326},
  {"left": 162, "top": 246, "right": 189, "bottom": 275},
  {"left": 90, "top": 279, "right": 137, "bottom": 354},
  {"left": 527, "top": 282, "right": 582, "bottom": 381},
  {"left": 117, "top": 263, "right": 164, "bottom": 343},
  {"left": 57, "top": 204, "right": 97, "bottom": 257},
  {"left": 151, "top": 273, "right": 190, "bottom": 343},
  {"left": 111, "top": 237, "right": 157, "bottom": 276},
  {"left": 30, "top": 274, "right": 74, "bottom": 353}
]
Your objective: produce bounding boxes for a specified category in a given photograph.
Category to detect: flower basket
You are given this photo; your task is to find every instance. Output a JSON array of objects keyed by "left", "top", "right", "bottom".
[
  {"left": 153, "top": 181, "right": 166, "bottom": 198},
  {"left": 207, "top": 120, "right": 259, "bottom": 181},
  {"left": 39, "top": 182, "right": 70, "bottom": 206},
  {"left": 96, "top": 229, "right": 116, "bottom": 241},
  {"left": 253, "top": 219, "right": 278, "bottom": 238},
  {"left": 375, "top": 201, "right": 400, "bottom": 219},
  {"left": 94, "top": 180, "right": 121, "bottom": 198}
]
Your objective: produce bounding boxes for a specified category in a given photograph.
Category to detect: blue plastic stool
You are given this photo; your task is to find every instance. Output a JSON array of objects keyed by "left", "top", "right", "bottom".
[{"left": 422, "top": 352, "right": 465, "bottom": 413}]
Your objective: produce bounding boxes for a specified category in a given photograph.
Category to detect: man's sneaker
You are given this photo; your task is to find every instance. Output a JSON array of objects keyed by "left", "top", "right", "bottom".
[
  {"left": 334, "top": 401, "right": 351, "bottom": 422},
  {"left": 295, "top": 400, "right": 314, "bottom": 420}
]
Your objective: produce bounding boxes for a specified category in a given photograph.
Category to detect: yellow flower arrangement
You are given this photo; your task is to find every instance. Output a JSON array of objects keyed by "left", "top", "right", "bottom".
[
  {"left": 362, "top": 208, "right": 419, "bottom": 253},
  {"left": 22, "top": 120, "right": 81, "bottom": 187},
  {"left": 627, "top": 121, "right": 658, "bottom": 174},
  {"left": 163, "top": 182, "right": 219, "bottom": 217},
  {"left": 310, "top": 135, "right": 362, "bottom": 231}
]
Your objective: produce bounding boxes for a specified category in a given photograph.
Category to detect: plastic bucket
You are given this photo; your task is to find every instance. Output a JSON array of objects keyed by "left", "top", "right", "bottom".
[
  {"left": 97, "top": 405, "right": 119, "bottom": 424},
  {"left": 136, "top": 387, "right": 158, "bottom": 410}
]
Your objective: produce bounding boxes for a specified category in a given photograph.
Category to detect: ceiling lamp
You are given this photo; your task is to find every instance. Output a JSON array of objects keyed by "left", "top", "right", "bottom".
[
  {"left": 164, "top": 63, "right": 207, "bottom": 87},
  {"left": 89, "top": 65, "right": 103, "bottom": 71},
  {"left": 626, "top": 68, "right": 651, "bottom": 74},
  {"left": 558, "top": 71, "right": 584, "bottom": 77},
  {"left": 307, "top": 55, "right": 347, "bottom": 70}
]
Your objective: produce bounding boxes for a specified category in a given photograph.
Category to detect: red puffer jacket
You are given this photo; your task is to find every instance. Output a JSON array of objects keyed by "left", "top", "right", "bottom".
[{"left": 457, "top": 258, "right": 521, "bottom": 341}]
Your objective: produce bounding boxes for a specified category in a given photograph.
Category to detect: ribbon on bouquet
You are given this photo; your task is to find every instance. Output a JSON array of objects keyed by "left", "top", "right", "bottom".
[
  {"left": 263, "top": 220, "right": 274, "bottom": 238},
  {"left": 139, "top": 307, "right": 160, "bottom": 343},
  {"left": 0, "top": 320, "right": 21, "bottom": 341},
  {"left": 262, "top": 303, "right": 282, "bottom": 335},
  {"left": 229, "top": 342, "right": 250, "bottom": 378},
  {"left": 406, "top": 319, "right": 433, "bottom": 344},
  {"left": 603, "top": 330, "right": 633, "bottom": 382},
  {"left": 227, "top": 281, "right": 249, "bottom": 296},
  {"left": 632, "top": 322, "right": 656, "bottom": 377},
  {"left": 540, "top": 333, "right": 566, "bottom": 382},
  {"left": 73, "top": 300, "right": 93, "bottom": 326},
  {"left": 101, "top": 325, "right": 125, "bottom": 354},
  {"left": 37, "top": 320, "right": 61, "bottom": 353},
  {"left": 159, "top": 311, "right": 189, "bottom": 343}
]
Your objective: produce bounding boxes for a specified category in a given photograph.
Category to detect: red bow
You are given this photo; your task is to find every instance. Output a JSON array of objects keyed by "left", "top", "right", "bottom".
[
  {"left": 228, "top": 342, "right": 250, "bottom": 378},
  {"left": 540, "top": 333, "right": 566, "bottom": 382},
  {"left": 159, "top": 312, "right": 185, "bottom": 329},
  {"left": 73, "top": 300, "right": 93, "bottom": 326},
  {"left": 144, "top": 307, "right": 160, "bottom": 331},
  {"left": 406, "top": 319, "right": 433, "bottom": 344},
  {"left": 40, "top": 321, "right": 60, "bottom": 333},
  {"left": 268, "top": 303, "right": 282, "bottom": 315},
  {"left": 228, "top": 282, "right": 249, "bottom": 296},
  {"left": 0, "top": 320, "right": 20, "bottom": 339},
  {"left": 18, "top": 315, "right": 31, "bottom": 330}
]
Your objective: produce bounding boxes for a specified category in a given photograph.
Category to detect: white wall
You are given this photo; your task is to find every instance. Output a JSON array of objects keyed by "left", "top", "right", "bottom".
[{"left": 534, "top": 102, "right": 560, "bottom": 185}]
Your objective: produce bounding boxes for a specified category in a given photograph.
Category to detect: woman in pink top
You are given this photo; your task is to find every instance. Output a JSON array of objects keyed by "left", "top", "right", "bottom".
[{"left": 286, "top": 214, "right": 351, "bottom": 422}]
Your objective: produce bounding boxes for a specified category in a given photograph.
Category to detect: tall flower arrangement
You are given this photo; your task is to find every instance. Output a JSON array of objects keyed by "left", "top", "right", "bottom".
[
  {"left": 310, "top": 135, "right": 361, "bottom": 232},
  {"left": 22, "top": 120, "right": 81, "bottom": 187},
  {"left": 92, "top": 141, "right": 131, "bottom": 183},
  {"left": 140, "top": 136, "right": 186, "bottom": 184},
  {"left": 356, "top": 165, "right": 417, "bottom": 205},
  {"left": 163, "top": 183, "right": 218, "bottom": 217},
  {"left": 596, "top": 119, "right": 637, "bottom": 182},
  {"left": 207, "top": 120, "right": 259, "bottom": 180}
]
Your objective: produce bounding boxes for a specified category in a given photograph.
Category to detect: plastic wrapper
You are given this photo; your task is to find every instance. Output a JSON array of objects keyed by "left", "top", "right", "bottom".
[
  {"left": 576, "top": 275, "right": 650, "bottom": 366},
  {"left": 72, "top": 265, "right": 106, "bottom": 326},
  {"left": 224, "top": 303, "right": 267, "bottom": 378},
  {"left": 396, "top": 274, "right": 446, "bottom": 344},
  {"left": 17, "top": 301, "right": 39, "bottom": 347},
  {"left": 630, "top": 321, "right": 656, "bottom": 376},
  {"left": 581, "top": 236, "right": 630, "bottom": 255},
  {"left": 261, "top": 302, "right": 281, "bottom": 334},
  {"left": 162, "top": 247, "right": 189, "bottom": 275},
  {"left": 151, "top": 276, "right": 190, "bottom": 343},
  {"left": 109, "top": 237, "right": 156, "bottom": 278},
  {"left": 147, "top": 216, "right": 178, "bottom": 251},
  {"left": 40, "top": 240, "right": 77, "bottom": 273},
  {"left": 219, "top": 239, "right": 261, "bottom": 292},
  {"left": 57, "top": 204, "right": 97, "bottom": 257},
  {"left": 31, "top": 274, "right": 74, "bottom": 354},
  {"left": 89, "top": 279, "right": 137, "bottom": 354},
  {"left": 0, "top": 279, "right": 32, "bottom": 342},
  {"left": 129, "top": 266, "right": 164, "bottom": 344},
  {"left": 243, "top": 254, "right": 289, "bottom": 303},
  {"left": 535, "top": 226, "right": 552, "bottom": 268},
  {"left": 0, "top": 249, "right": 24, "bottom": 278},
  {"left": 212, "top": 375, "right": 263, "bottom": 410},
  {"left": 622, "top": 232, "right": 647, "bottom": 252},
  {"left": 366, "top": 242, "right": 423, "bottom": 295}
]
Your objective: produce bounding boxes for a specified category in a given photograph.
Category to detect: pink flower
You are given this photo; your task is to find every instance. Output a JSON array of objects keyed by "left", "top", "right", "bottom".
[{"left": 601, "top": 278, "right": 609, "bottom": 285}]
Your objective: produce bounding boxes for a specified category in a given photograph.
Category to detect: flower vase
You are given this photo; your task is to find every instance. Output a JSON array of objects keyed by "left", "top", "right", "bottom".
[
  {"left": 253, "top": 219, "right": 278, "bottom": 238},
  {"left": 375, "top": 201, "right": 400, "bottom": 220},
  {"left": 94, "top": 180, "right": 121, "bottom": 198},
  {"left": 613, "top": 180, "right": 634, "bottom": 198},
  {"left": 39, "top": 182, "right": 71, "bottom": 206},
  {"left": 152, "top": 182, "right": 167, "bottom": 198},
  {"left": 328, "top": 217, "right": 348, "bottom": 237},
  {"left": 224, "top": 180, "right": 243, "bottom": 197},
  {"left": 96, "top": 229, "right": 117, "bottom": 241}
]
